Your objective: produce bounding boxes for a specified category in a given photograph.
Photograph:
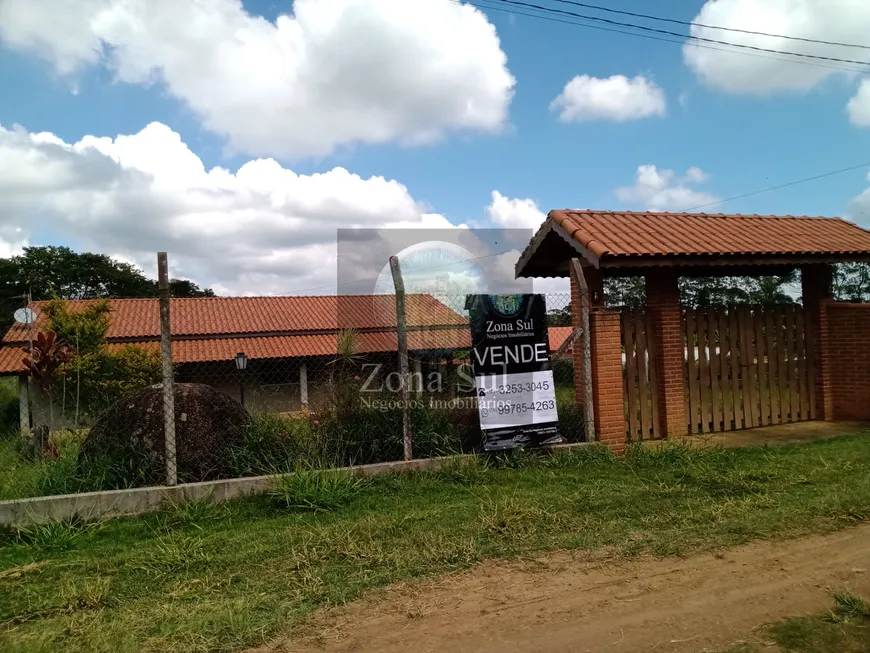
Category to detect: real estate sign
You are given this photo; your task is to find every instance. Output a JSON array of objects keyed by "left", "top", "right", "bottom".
[{"left": 467, "top": 294, "right": 563, "bottom": 451}]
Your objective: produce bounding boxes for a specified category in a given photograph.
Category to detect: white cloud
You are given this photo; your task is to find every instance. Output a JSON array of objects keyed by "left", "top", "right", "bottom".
[
  {"left": 0, "top": 121, "right": 467, "bottom": 295},
  {"left": 615, "top": 165, "right": 719, "bottom": 212},
  {"left": 847, "top": 79, "right": 870, "bottom": 126},
  {"left": 846, "top": 168, "right": 870, "bottom": 227},
  {"left": 486, "top": 191, "right": 546, "bottom": 230},
  {"left": 678, "top": 91, "right": 689, "bottom": 109},
  {"left": 684, "top": 167, "right": 709, "bottom": 184},
  {"left": 550, "top": 74, "right": 666, "bottom": 122},
  {"left": 0, "top": 0, "right": 515, "bottom": 159},
  {"left": 684, "top": 0, "right": 870, "bottom": 97}
]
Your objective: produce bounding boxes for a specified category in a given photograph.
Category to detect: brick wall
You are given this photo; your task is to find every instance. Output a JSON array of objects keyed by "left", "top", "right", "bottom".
[
  {"left": 822, "top": 302, "right": 870, "bottom": 420},
  {"left": 645, "top": 270, "right": 687, "bottom": 437},
  {"left": 802, "top": 264, "right": 833, "bottom": 419},
  {"left": 589, "top": 308, "right": 626, "bottom": 454}
]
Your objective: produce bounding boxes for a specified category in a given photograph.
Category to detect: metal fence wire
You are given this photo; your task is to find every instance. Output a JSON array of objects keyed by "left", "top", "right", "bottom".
[{"left": 12, "top": 290, "right": 587, "bottom": 487}]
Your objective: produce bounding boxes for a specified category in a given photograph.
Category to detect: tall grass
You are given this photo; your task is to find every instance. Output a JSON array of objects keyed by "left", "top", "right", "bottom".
[
  {"left": 2, "top": 397, "right": 583, "bottom": 499},
  {"left": 0, "top": 429, "right": 150, "bottom": 500},
  {"left": 229, "top": 406, "right": 483, "bottom": 477}
]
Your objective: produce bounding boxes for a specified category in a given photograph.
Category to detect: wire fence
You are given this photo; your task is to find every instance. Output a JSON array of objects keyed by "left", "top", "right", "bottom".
[{"left": 7, "top": 290, "right": 587, "bottom": 493}]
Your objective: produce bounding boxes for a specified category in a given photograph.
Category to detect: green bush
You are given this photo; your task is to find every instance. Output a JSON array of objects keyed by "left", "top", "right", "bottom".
[
  {"left": 552, "top": 358, "right": 574, "bottom": 385},
  {"left": 44, "top": 299, "right": 162, "bottom": 422},
  {"left": 0, "top": 378, "right": 19, "bottom": 432}
]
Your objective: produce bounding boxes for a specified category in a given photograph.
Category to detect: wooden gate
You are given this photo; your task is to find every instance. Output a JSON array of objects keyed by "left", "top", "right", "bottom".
[
  {"left": 621, "top": 310, "right": 661, "bottom": 441},
  {"left": 683, "top": 305, "right": 815, "bottom": 434}
]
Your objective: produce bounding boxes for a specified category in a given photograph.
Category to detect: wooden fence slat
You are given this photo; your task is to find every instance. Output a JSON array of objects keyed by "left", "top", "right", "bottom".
[
  {"left": 747, "top": 306, "right": 761, "bottom": 428},
  {"left": 719, "top": 308, "right": 733, "bottom": 431},
  {"left": 785, "top": 306, "right": 796, "bottom": 422},
  {"left": 634, "top": 314, "right": 651, "bottom": 440},
  {"left": 646, "top": 311, "right": 662, "bottom": 439},
  {"left": 776, "top": 308, "right": 789, "bottom": 424},
  {"left": 765, "top": 309, "right": 781, "bottom": 425},
  {"left": 623, "top": 311, "right": 639, "bottom": 438},
  {"left": 686, "top": 309, "right": 700, "bottom": 434},
  {"left": 796, "top": 307, "right": 809, "bottom": 421},
  {"left": 707, "top": 307, "right": 722, "bottom": 432},
  {"left": 739, "top": 307, "right": 755, "bottom": 428},
  {"left": 806, "top": 306, "right": 817, "bottom": 420},
  {"left": 737, "top": 306, "right": 755, "bottom": 429},
  {"left": 754, "top": 306, "right": 770, "bottom": 426},
  {"left": 729, "top": 307, "right": 743, "bottom": 430},
  {"left": 697, "top": 307, "right": 711, "bottom": 434}
]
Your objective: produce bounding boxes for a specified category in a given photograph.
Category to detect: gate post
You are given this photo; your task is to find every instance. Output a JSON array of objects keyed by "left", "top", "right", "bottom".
[
  {"left": 589, "top": 308, "right": 626, "bottom": 454},
  {"left": 645, "top": 269, "right": 687, "bottom": 438},
  {"left": 801, "top": 263, "right": 834, "bottom": 420}
]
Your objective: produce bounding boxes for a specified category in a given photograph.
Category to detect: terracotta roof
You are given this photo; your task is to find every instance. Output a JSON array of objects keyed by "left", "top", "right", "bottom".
[
  {"left": 547, "top": 326, "right": 574, "bottom": 353},
  {"left": 0, "top": 325, "right": 570, "bottom": 374},
  {"left": 4, "top": 295, "right": 466, "bottom": 343},
  {"left": 517, "top": 210, "right": 870, "bottom": 276}
]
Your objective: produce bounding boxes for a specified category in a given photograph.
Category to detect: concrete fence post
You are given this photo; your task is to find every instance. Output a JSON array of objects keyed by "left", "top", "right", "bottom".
[
  {"left": 569, "top": 259, "right": 595, "bottom": 442},
  {"left": 389, "top": 256, "right": 412, "bottom": 461},
  {"left": 157, "top": 252, "right": 177, "bottom": 487}
]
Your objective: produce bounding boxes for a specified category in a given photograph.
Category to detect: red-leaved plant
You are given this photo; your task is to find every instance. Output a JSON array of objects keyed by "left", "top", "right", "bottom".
[
  {"left": 22, "top": 330, "right": 75, "bottom": 434},
  {"left": 22, "top": 330, "right": 75, "bottom": 393}
]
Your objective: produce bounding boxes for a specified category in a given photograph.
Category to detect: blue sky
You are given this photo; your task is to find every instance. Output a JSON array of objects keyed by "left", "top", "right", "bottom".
[{"left": 1, "top": 0, "right": 870, "bottom": 294}]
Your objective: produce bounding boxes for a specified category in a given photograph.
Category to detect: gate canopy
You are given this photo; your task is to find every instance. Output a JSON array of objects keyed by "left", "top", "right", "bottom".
[{"left": 516, "top": 210, "right": 870, "bottom": 278}]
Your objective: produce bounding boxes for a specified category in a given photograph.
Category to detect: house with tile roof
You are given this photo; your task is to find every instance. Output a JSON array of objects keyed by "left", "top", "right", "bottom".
[{"left": 5, "top": 294, "right": 575, "bottom": 424}]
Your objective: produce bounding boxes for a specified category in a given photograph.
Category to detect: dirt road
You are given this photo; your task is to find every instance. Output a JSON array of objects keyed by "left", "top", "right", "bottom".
[{"left": 264, "top": 525, "right": 870, "bottom": 653}]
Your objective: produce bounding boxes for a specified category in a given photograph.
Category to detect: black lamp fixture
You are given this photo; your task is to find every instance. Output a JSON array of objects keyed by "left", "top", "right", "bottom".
[{"left": 235, "top": 352, "right": 248, "bottom": 407}]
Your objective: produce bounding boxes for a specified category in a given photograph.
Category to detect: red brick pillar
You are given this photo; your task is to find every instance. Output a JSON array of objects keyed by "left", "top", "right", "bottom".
[
  {"left": 645, "top": 269, "right": 686, "bottom": 438},
  {"left": 589, "top": 308, "right": 626, "bottom": 454},
  {"left": 801, "top": 264, "right": 834, "bottom": 420}
]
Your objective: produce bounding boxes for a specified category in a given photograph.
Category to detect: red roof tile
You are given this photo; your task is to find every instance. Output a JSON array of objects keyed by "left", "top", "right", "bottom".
[
  {"left": 0, "top": 326, "right": 569, "bottom": 373},
  {"left": 547, "top": 210, "right": 870, "bottom": 261},
  {"left": 547, "top": 326, "right": 574, "bottom": 353},
  {"left": 4, "top": 295, "right": 466, "bottom": 344}
]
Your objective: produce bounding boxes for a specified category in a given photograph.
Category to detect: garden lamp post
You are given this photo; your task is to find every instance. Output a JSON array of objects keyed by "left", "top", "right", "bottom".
[{"left": 235, "top": 351, "right": 248, "bottom": 407}]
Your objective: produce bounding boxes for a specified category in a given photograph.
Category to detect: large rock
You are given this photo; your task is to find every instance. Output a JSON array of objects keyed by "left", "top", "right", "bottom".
[{"left": 79, "top": 383, "right": 251, "bottom": 485}]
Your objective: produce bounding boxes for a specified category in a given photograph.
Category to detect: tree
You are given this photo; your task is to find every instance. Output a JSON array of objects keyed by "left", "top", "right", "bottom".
[
  {"left": 169, "top": 278, "right": 215, "bottom": 298},
  {"left": 834, "top": 263, "right": 870, "bottom": 302},
  {"left": 0, "top": 246, "right": 213, "bottom": 332},
  {"left": 44, "top": 299, "right": 162, "bottom": 423},
  {"left": 546, "top": 306, "right": 572, "bottom": 326},
  {"left": 602, "top": 274, "right": 796, "bottom": 309},
  {"left": 604, "top": 277, "right": 646, "bottom": 309}
]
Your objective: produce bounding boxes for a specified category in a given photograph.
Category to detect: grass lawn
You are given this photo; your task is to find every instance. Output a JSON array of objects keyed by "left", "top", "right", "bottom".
[
  {"left": 722, "top": 592, "right": 870, "bottom": 652},
  {"left": 2, "top": 434, "right": 870, "bottom": 652}
]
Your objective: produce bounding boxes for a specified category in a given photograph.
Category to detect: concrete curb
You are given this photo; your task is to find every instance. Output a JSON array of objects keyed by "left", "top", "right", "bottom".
[{"left": 0, "top": 442, "right": 593, "bottom": 527}]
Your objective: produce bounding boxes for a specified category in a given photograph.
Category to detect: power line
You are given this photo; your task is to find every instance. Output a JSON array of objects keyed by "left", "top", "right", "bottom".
[
  {"left": 550, "top": 0, "right": 870, "bottom": 51},
  {"left": 492, "top": 0, "right": 870, "bottom": 68},
  {"left": 685, "top": 161, "right": 870, "bottom": 212},
  {"left": 461, "top": 0, "right": 870, "bottom": 76}
]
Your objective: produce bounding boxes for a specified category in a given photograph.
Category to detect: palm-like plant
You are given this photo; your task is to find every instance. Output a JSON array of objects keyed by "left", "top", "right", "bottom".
[{"left": 22, "top": 330, "right": 75, "bottom": 431}]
